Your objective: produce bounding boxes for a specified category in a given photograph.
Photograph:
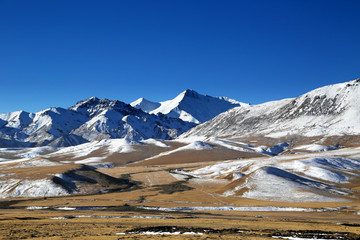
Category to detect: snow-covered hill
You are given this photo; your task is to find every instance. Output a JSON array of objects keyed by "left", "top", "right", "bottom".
[
  {"left": 0, "top": 97, "right": 195, "bottom": 147},
  {"left": 131, "top": 89, "right": 246, "bottom": 123},
  {"left": 0, "top": 137, "right": 359, "bottom": 201},
  {"left": 130, "top": 98, "right": 160, "bottom": 112},
  {"left": 185, "top": 147, "right": 360, "bottom": 202},
  {"left": 181, "top": 79, "right": 360, "bottom": 139}
]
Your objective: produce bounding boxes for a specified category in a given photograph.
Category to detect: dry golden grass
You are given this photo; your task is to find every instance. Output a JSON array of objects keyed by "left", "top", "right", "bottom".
[{"left": 1, "top": 205, "right": 360, "bottom": 240}]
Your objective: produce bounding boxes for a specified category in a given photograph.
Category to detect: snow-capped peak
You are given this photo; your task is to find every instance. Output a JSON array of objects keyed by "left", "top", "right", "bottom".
[
  {"left": 70, "top": 96, "right": 101, "bottom": 111},
  {"left": 69, "top": 97, "right": 136, "bottom": 117},
  {"left": 130, "top": 97, "right": 161, "bottom": 112},
  {"left": 129, "top": 90, "right": 245, "bottom": 123},
  {"left": 0, "top": 96, "right": 196, "bottom": 148},
  {"left": 134, "top": 89, "right": 245, "bottom": 123},
  {"left": 0, "top": 110, "right": 34, "bottom": 129}
]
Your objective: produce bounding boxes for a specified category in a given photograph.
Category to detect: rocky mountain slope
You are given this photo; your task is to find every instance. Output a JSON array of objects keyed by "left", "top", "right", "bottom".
[
  {"left": 131, "top": 89, "right": 245, "bottom": 123},
  {"left": 0, "top": 97, "right": 196, "bottom": 148},
  {"left": 0, "top": 90, "right": 245, "bottom": 148},
  {"left": 181, "top": 79, "right": 360, "bottom": 139}
]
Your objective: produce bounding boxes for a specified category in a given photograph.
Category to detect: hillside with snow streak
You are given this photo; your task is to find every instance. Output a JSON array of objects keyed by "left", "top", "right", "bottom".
[
  {"left": 185, "top": 146, "right": 360, "bottom": 202},
  {"left": 181, "top": 79, "right": 360, "bottom": 139}
]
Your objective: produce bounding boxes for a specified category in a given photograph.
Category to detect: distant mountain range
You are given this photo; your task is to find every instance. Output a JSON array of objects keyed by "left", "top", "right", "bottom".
[
  {"left": 1, "top": 79, "right": 359, "bottom": 148},
  {"left": 1, "top": 79, "right": 360, "bottom": 202},
  {"left": 0, "top": 90, "right": 240, "bottom": 147}
]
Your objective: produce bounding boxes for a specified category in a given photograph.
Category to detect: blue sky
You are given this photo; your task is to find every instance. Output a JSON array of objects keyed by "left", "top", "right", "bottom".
[{"left": 0, "top": 0, "right": 359, "bottom": 113}]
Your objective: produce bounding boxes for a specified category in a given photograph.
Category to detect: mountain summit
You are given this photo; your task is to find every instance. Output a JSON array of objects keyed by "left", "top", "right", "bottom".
[
  {"left": 130, "top": 98, "right": 161, "bottom": 113},
  {"left": 131, "top": 89, "right": 246, "bottom": 123},
  {"left": 0, "top": 89, "right": 243, "bottom": 148}
]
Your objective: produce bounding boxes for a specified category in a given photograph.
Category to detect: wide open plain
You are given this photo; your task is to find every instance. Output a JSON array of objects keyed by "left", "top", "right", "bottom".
[{"left": 0, "top": 138, "right": 360, "bottom": 239}]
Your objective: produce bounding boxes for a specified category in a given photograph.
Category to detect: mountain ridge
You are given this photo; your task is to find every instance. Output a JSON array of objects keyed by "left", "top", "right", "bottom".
[
  {"left": 180, "top": 78, "right": 360, "bottom": 139},
  {"left": 0, "top": 88, "right": 245, "bottom": 148},
  {"left": 132, "top": 89, "right": 245, "bottom": 123},
  {"left": 0, "top": 96, "right": 197, "bottom": 148},
  {"left": 1, "top": 79, "right": 359, "bottom": 149}
]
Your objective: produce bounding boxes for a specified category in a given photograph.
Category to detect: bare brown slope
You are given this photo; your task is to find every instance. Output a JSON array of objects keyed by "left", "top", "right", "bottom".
[{"left": 129, "top": 148, "right": 264, "bottom": 166}]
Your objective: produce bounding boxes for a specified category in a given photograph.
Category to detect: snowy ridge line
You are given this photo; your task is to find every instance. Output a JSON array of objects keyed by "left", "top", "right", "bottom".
[
  {"left": 131, "top": 89, "right": 246, "bottom": 123},
  {"left": 180, "top": 78, "right": 360, "bottom": 139},
  {"left": 137, "top": 137, "right": 289, "bottom": 163},
  {"left": 0, "top": 88, "right": 245, "bottom": 148},
  {"left": 0, "top": 96, "right": 196, "bottom": 148},
  {"left": 36, "top": 138, "right": 169, "bottom": 164}
]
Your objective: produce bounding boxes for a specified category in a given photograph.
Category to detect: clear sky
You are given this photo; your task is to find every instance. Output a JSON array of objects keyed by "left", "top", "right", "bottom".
[{"left": 0, "top": 0, "right": 359, "bottom": 113}]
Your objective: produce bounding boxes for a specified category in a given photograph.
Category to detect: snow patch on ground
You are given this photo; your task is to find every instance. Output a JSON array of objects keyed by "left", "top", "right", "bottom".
[
  {"left": 105, "top": 138, "right": 138, "bottom": 153},
  {"left": 272, "top": 237, "right": 328, "bottom": 240},
  {"left": 183, "top": 141, "right": 214, "bottom": 150},
  {"left": 295, "top": 144, "right": 338, "bottom": 152},
  {"left": 276, "top": 159, "right": 349, "bottom": 184},
  {"left": 186, "top": 150, "right": 360, "bottom": 202},
  {"left": 26, "top": 206, "right": 50, "bottom": 210},
  {"left": 237, "top": 167, "right": 347, "bottom": 202},
  {"left": 141, "top": 138, "right": 169, "bottom": 147},
  {"left": 16, "top": 146, "right": 57, "bottom": 159},
  {"left": 178, "top": 137, "right": 288, "bottom": 156},
  {"left": 207, "top": 138, "right": 251, "bottom": 152},
  {"left": 0, "top": 158, "right": 35, "bottom": 166},
  {"left": 51, "top": 215, "right": 176, "bottom": 220},
  {"left": 50, "top": 138, "right": 173, "bottom": 159},
  {"left": 141, "top": 140, "right": 214, "bottom": 162},
  {"left": 75, "top": 157, "right": 107, "bottom": 164},
  {"left": 138, "top": 206, "right": 346, "bottom": 212},
  {"left": 0, "top": 178, "right": 69, "bottom": 199},
  {"left": 47, "top": 138, "right": 139, "bottom": 161},
  {"left": 89, "top": 162, "right": 115, "bottom": 168},
  {"left": 13, "top": 159, "right": 62, "bottom": 168},
  {"left": 51, "top": 141, "right": 104, "bottom": 158},
  {"left": 55, "top": 206, "right": 107, "bottom": 211}
]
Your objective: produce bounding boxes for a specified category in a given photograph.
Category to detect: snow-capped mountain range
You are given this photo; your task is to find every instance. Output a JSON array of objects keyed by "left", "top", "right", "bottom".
[
  {"left": 181, "top": 79, "right": 360, "bottom": 139},
  {"left": 1, "top": 79, "right": 360, "bottom": 202},
  {"left": 131, "top": 89, "right": 245, "bottom": 123},
  {"left": 1, "top": 79, "right": 359, "bottom": 148},
  {"left": 0, "top": 97, "right": 196, "bottom": 148},
  {"left": 0, "top": 90, "right": 240, "bottom": 148}
]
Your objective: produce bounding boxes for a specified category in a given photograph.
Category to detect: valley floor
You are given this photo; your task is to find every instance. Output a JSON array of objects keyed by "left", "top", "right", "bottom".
[
  {"left": 0, "top": 138, "right": 360, "bottom": 239},
  {"left": 1, "top": 160, "right": 359, "bottom": 239},
  {"left": 0, "top": 195, "right": 359, "bottom": 239}
]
